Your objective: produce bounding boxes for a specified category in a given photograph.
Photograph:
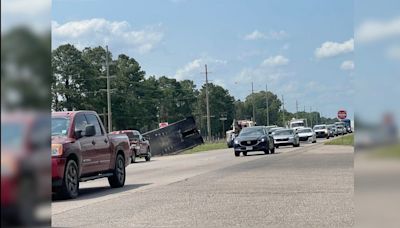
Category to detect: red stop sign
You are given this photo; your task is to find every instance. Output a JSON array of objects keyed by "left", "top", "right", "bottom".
[{"left": 337, "top": 110, "right": 347, "bottom": 119}]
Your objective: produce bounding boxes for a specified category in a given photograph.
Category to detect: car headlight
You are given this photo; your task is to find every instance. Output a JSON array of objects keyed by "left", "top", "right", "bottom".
[
  {"left": 234, "top": 139, "right": 239, "bottom": 144},
  {"left": 51, "top": 144, "right": 63, "bottom": 157},
  {"left": 260, "top": 138, "right": 266, "bottom": 142}
]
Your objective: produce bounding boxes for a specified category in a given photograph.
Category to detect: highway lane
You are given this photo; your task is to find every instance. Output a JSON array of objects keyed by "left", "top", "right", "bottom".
[{"left": 52, "top": 138, "right": 354, "bottom": 227}]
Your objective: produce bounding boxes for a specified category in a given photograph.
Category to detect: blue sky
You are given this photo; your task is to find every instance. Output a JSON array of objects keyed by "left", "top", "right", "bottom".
[{"left": 52, "top": 0, "right": 355, "bottom": 119}]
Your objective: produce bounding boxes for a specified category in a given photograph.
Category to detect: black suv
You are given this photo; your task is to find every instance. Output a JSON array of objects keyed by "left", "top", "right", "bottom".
[{"left": 233, "top": 126, "right": 275, "bottom": 157}]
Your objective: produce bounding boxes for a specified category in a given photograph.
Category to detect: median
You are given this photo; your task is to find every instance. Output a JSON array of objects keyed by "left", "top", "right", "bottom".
[
  {"left": 183, "top": 141, "right": 227, "bottom": 154},
  {"left": 324, "top": 134, "right": 354, "bottom": 146}
]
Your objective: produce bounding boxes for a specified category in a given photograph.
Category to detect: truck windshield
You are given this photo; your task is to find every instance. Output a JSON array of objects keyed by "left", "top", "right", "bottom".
[
  {"left": 291, "top": 122, "right": 304, "bottom": 128},
  {"left": 52, "top": 117, "right": 70, "bottom": 136}
]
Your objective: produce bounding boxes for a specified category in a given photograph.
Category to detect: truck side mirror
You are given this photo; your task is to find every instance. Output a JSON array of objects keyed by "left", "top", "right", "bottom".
[
  {"left": 75, "top": 129, "right": 83, "bottom": 139},
  {"left": 84, "top": 124, "right": 96, "bottom": 137}
]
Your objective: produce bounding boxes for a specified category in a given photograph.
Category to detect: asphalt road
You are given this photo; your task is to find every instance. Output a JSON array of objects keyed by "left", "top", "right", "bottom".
[{"left": 52, "top": 138, "right": 354, "bottom": 227}]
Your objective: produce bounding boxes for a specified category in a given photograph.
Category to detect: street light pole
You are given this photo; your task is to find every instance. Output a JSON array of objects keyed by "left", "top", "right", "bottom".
[
  {"left": 266, "top": 84, "right": 269, "bottom": 126},
  {"left": 252, "top": 82, "right": 256, "bottom": 123},
  {"left": 106, "top": 45, "right": 112, "bottom": 132},
  {"left": 205, "top": 64, "right": 211, "bottom": 141}
]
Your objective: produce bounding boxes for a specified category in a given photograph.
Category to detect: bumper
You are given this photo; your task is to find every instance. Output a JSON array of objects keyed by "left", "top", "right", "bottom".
[
  {"left": 274, "top": 138, "right": 295, "bottom": 145},
  {"left": 1, "top": 176, "right": 17, "bottom": 206},
  {"left": 315, "top": 132, "right": 328, "bottom": 138},
  {"left": 234, "top": 141, "right": 268, "bottom": 152},
  {"left": 52, "top": 157, "right": 66, "bottom": 187}
]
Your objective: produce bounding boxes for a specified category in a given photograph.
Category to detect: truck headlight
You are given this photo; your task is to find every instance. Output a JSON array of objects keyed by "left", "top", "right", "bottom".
[{"left": 52, "top": 144, "right": 63, "bottom": 157}]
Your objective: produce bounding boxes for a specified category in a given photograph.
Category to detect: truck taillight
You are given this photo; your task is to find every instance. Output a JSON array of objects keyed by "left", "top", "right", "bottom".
[{"left": 51, "top": 144, "right": 63, "bottom": 156}]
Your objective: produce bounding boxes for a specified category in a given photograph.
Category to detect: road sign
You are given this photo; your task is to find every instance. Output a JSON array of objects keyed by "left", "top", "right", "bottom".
[
  {"left": 159, "top": 122, "right": 169, "bottom": 128},
  {"left": 337, "top": 110, "right": 347, "bottom": 119}
]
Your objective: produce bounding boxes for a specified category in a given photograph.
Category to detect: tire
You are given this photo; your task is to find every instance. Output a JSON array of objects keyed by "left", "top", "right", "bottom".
[
  {"left": 108, "top": 154, "right": 126, "bottom": 188},
  {"left": 264, "top": 149, "right": 270, "bottom": 155},
  {"left": 276, "top": 145, "right": 279, "bottom": 148},
  {"left": 243, "top": 152, "right": 248, "bottom": 156},
  {"left": 234, "top": 151, "right": 240, "bottom": 157},
  {"left": 270, "top": 146, "right": 275, "bottom": 154},
  {"left": 58, "top": 159, "right": 79, "bottom": 199},
  {"left": 312, "top": 140, "right": 316, "bottom": 143},
  {"left": 145, "top": 148, "right": 151, "bottom": 162}
]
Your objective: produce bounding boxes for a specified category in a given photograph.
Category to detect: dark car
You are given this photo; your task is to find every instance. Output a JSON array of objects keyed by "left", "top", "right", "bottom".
[
  {"left": 233, "top": 126, "right": 275, "bottom": 157},
  {"left": 51, "top": 111, "right": 131, "bottom": 199},
  {"left": 111, "top": 130, "right": 151, "bottom": 162}
]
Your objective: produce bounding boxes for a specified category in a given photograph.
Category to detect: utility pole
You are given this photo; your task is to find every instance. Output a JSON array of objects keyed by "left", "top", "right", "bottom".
[
  {"left": 266, "top": 84, "right": 269, "bottom": 126},
  {"left": 204, "top": 64, "right": 211, "bottom": 141},
  {"left": 106, "top": 45, "right": 112, "bottom": 132},
  {"left": 252, "top": 82, "right": 256, "bottom": 123},
  {"left": 310, "top": 106, "right": 313, "bottom": 127},
  {"left": 296, "top": 100, "right": 299, "bottom": 118},
  {"left": 281, "top": 95, "right": 285, "bottom": 127}
]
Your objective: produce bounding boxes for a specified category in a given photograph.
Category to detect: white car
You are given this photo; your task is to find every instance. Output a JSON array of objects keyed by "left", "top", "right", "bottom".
[
  {"left": 297, "top": 127, "right": 317, "bottom": 143},
  {"left": 313, "top": 124, "right": 330, "bottom": 139}
]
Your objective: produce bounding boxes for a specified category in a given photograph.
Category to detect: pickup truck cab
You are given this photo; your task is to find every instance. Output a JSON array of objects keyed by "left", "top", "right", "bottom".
[
  {"left": 51, "top": 111, "right": 131, "bottom": 199},
  {"left": 110, "top": 130, "right": 151, "bottom": 162}
]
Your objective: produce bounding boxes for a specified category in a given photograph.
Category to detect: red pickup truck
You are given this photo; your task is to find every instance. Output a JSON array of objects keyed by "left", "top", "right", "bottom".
[
  {"left": 110, "top": 130, "right": 151, "bottom": 162},
  {"left": 51, "top": 111, "right": 131, "bottom": 199}
]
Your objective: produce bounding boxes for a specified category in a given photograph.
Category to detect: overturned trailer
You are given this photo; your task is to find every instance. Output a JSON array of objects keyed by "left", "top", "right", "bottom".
[{"left": 142, "top": 116, "right": 204, "bottom": 156}]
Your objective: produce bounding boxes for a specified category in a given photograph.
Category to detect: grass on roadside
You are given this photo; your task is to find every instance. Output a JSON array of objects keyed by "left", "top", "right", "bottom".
[
  {"left": 183, "top": 141, "right": 227, "bottom": 154},
  {"left": 324, "top": 134, "right": 354, "bottom": 146},
  {"left": 371, "top": 144, "right": 400, "bottom": 159}
]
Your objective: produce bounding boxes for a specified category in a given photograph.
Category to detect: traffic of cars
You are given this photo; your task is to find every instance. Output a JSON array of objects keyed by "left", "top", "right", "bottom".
[
  {"left": 49, "top": 110, "right": 352, "bottom": 199},
  {"left": 229, "top": 118, "right": 352, "bottom": 157}
]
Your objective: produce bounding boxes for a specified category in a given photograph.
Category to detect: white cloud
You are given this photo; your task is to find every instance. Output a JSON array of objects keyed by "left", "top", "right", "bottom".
[
  {"left": 174, "top": 57, "right": 227, "bottom": 80},
  {"left": 315, "top": 38, "right": 354, "bottom": 59},
  {"left": 244, "top": 30, "right": 287, "bottom": 41},
  {"left": 2, "top": 0, "right": 50, "bottom": 15},
  {"left": 356, "top": 17, "right": 400, "bottom": 43},
  {"left": 340, "top": 60, "right": 354, "bottom": 71},
  {"left": 52, "top": 18, "right": 164, "bottom": 54},
  {"left": 261, "top": 55, "right": 289, "bottom": 67}
]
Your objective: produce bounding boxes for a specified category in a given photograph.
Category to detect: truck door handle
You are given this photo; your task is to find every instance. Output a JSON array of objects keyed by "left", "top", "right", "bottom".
[
  {"left": 104, "top": 139, "right": 108, "bottom": 144},
  {"left": 92, "top": 140, "right": 96, "bottom": 145}
]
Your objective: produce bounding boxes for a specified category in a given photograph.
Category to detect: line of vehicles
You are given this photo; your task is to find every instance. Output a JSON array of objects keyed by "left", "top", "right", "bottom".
[
  {"left": 50, "top": 111, "right": 203, "bottom": 199},
  {"left": 227, "top": 118, "right": 352, "bottom": 157}
]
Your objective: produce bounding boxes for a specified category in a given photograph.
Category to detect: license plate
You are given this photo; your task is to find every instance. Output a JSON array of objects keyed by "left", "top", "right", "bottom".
[{"left": 246, "top": 146, "right": 252, "bottom": 150}]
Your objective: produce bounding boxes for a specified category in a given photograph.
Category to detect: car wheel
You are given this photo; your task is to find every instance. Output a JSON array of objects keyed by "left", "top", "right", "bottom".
[
  {"left": 108, "top": 154, "right": 126, "bottom": 188},
  {"left": 312, "top": 140, "right": 316, "bottom": 143},
  {"left": 264, "top": 149, "right": 270, "bottom": 154},
  {"left": 270, "top": 146, "right": 275, "bottom": 154},
  {"left": 234, "top": 151, "right": 240, "bottom": 157},
  {"left": 145, "top": 148, "right": 151, "bottom": 162},
  {"left": 58, "top": 159, "right": 79, "bottom": 199},
  {"left": 275, "top": 145, "right": 279, "bottom": 148},
  {"left": 243, "top": 152, "right": 248, "bottom": 156}
]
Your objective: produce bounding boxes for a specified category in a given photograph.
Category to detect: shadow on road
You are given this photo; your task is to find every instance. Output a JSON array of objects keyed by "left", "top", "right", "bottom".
[{"left": 52, "top": 183, "right": 151, "bottom": 202}]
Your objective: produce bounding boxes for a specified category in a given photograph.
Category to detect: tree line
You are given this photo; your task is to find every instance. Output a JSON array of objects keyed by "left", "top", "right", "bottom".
[{"left": 52, "top": 44, "right": 337, "bottom": 137}]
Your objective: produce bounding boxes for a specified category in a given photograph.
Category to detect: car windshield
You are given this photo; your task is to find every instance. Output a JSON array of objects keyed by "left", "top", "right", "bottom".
[
  {"left": 1, "top": 122, "right": 24, "bottom": 151},
  {"left": 298, "top": 128, "right": 312, "bottom": 133},
  {"left": 52, "top": 117, "right": 70, "bottom": 136},
  {"left": 239, "top": 128, "right": 264, "bottom": 137},
  {"left": 314, "top": 126, "right": 326, "bottom": 130},
  {"left": 274, "top": 130, "right": 293, "bottom": 136}
]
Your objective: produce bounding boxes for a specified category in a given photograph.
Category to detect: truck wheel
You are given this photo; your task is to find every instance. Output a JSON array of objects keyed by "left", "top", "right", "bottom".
[
  {"left": 108, "top": 154, "right": 125, "bottom": 188},
  {"left": 145, "top": 149, "right": 151, "bottom": 162},
  {"left": 234, "top": 151, "right": 240, "bottom": 157},
  {"left": 59, "top": 159, "right": 79, "bottom": 199}
]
